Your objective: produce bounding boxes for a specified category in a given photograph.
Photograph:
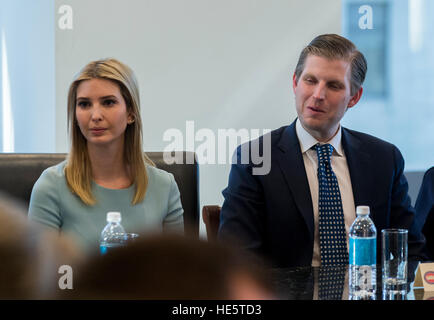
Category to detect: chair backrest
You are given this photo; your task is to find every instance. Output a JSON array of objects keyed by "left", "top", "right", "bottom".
[
  {"left": 0, "top": 152, "right": 199, "bottom": 237},
  {"left": 202, "top": 205, "right": 221, "bottom": 241}
]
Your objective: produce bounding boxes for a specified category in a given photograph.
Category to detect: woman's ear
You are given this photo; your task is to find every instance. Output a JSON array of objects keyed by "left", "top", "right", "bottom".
[{"left": 127, "top": 114, "right": 135, "bottom": 124}]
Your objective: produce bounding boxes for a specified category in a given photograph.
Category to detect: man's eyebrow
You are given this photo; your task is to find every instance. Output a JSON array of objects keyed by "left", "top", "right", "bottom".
[
  {"left": 327, "top": 79, "right": 345, "bottom": 86},
  {"left": 302, "top": 73, "right": 316, "bottom": 78}
]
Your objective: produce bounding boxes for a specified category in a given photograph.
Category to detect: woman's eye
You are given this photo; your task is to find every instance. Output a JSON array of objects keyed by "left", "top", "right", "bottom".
[
  {"left": 103, "top": 99, "right": 116, "bottom": 106},
  {"left": 77, "top": 101, "right": 90, "bottom": 108}
]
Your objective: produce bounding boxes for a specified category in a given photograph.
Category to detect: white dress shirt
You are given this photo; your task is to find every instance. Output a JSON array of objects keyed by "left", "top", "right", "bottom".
[{"left": 295, "top": 119, "right": 356, "bottom": 267}]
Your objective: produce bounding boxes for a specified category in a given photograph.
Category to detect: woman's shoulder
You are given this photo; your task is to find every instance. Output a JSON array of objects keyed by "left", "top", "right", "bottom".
[
  {"left": 145, "top": 165, "right": 176, "bottom": 189},
  {"left": 30, "top": 161, "right": 68, "bottom": 205},
  {"left": 36, "top": 160, "right": 67, "bottom": 186},
  {"left": 146, "top": 164, "right": 174, "bottom": 180}
]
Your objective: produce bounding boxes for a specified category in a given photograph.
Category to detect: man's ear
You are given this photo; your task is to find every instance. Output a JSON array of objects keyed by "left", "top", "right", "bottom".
[
  {"left": 292, "top": 73, "right": 298, "bottom": 94},
  {"left": 347, "top": 87, "right": 363, "bottom": 109}
]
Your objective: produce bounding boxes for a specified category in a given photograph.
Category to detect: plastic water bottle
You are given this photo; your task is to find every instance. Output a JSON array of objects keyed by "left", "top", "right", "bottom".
[
  {"left": 349, "top": 205, "right": 377, "bottom": 300},
  {"left": 100, "top": 211, "right": 126, "bottom": 255}
]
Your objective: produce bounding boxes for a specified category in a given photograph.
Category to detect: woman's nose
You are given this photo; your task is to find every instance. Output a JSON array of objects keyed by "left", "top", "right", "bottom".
[{"left": 90, "top": 105, "right": 103, "bottom": 122}]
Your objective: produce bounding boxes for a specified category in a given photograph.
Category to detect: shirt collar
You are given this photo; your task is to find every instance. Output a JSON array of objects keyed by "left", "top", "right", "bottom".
[{"left": 295, "top": 118, "right": 343, "bottom": 156}]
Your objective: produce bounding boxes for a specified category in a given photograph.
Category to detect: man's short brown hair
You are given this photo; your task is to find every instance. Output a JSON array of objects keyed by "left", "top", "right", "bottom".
[{"left": 294, "top": 34, "right": 367, "bottom": 96}]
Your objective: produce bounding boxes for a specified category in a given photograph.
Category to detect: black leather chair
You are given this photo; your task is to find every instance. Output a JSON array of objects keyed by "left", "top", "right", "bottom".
[{"left": 0, "top": 152, "right": 199, "bottom": 238}]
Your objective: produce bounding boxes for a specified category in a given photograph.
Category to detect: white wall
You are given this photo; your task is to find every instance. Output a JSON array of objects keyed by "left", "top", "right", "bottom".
[
  {"left": 0, "top": 0, "right": 55, "bottom": 152},
  {"left": 50, "top": 0, "right": 341, "bottom": 237}
]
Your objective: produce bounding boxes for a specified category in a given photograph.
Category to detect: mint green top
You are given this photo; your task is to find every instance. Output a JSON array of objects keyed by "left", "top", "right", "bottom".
[{"left": 28, "top": 161, "right": 184, "bottom": 255}]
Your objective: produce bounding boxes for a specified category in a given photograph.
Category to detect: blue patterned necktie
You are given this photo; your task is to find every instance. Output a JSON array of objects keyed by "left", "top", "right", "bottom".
[
  {"left": 318, "top": 265, "right": 347, "bottom": 300},
  {"left": 315, "top": 143, "right": 348, "bottom": 266}
]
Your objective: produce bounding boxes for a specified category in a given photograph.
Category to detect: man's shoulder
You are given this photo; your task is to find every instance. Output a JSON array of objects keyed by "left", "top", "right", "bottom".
[
  {"left": 238, "top": 125, "right": 291, "bottom": 150},
  {"left": 421, "top": 166, "right": 434, "bottom": 188},
  {"left": 423, "top": 166, "right": 434, "bottom": 179},
  {"left": 342, "top": 127, "right": 397, "bottom": 151}
]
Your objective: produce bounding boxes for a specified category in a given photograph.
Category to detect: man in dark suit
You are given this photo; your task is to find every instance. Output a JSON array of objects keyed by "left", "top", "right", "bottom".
[
  {"left": 414, "top": 167, "right": 434, "bottom": 260},
  {"left": 218, "top": 34, "right": 426, "bottom": 268}
]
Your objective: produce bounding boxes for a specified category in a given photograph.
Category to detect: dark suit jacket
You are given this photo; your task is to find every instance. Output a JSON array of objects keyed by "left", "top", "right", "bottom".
[
  {"left": 414, "top": 167, "right": 434, "bottom": 260},
  {"left": 218, "top": 120, "right": 426, "bottom": 267}
]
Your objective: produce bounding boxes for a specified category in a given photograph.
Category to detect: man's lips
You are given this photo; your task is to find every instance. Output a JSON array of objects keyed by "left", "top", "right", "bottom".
[{"left": 307, "top": 106, "right": 325, "bottom": 113}]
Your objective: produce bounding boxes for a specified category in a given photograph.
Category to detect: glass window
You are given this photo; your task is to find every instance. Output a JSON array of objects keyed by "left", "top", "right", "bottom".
[
  {"left": 342, "top": 0, "right": 434, "bottom": 172},
  {"left": 0, "top": 0, "right": 55, "bottom": 153},
  {"left": 344, "top": 0, "right": 389, "bottom": 98}
]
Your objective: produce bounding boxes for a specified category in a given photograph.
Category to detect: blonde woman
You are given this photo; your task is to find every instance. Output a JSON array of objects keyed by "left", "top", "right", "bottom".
[{"left": 28, "top": 59, "right": 184, "bottom": 254}]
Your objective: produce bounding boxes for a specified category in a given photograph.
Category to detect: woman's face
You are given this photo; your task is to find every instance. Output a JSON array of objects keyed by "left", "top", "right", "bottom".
[{"left": 75, "top": 78, "right": 134, "bottom": 149}]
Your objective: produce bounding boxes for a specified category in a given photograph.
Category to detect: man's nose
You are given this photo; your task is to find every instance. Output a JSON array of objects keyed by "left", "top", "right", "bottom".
[{"left": 312, "top": 83, "right": 326, "bottom": 100}]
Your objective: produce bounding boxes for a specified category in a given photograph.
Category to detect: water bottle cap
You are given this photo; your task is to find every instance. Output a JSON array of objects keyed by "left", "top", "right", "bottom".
[
  {"left": 107, "top": 211, "right": 121, "bottom": 223},
  {"left": 356, "top": 205, "right": 370, "bottom": 215}
]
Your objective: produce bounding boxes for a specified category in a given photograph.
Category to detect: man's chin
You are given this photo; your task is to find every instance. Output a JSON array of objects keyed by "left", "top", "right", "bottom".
[{"left": 299, "top": 118, "right": 325, "bottom": 132}]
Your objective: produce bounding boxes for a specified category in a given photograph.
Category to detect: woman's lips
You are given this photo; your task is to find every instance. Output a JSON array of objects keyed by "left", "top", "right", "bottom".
[{"left": 90, "top": 128, "right": 107, "bottom": 135}]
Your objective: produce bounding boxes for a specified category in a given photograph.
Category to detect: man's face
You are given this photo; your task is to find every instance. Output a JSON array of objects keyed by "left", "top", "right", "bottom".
[{"left": 293, "top": 55, "right": 362, "bottom": 141}]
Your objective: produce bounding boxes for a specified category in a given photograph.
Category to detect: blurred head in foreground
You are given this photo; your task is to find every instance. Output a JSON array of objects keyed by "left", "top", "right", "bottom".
[
  {"left": 64, "top": 234, "right": 275, "bottom": 299},
  {"left": 0, "top": 192, "right": 82, "bottom": 299}
]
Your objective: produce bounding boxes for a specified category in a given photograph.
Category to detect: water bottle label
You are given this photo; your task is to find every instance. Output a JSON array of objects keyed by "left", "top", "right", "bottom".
[
  {"left": 100, "top": 245, "right": 108, "bottom": 255},
  {"left": 100, "top": 243, "right": 124, "bottom": 255},
  {"left": 349, "top": 237, "right": 376, "bottom": 265}
]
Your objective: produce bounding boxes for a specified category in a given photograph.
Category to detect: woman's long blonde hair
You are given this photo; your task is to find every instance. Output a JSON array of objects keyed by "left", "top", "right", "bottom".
[{"left": 65, "top": 58, "right": 154, "bottom": 206}]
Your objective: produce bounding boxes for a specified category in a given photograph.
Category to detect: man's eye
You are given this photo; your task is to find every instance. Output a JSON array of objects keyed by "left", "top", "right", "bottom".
[
  {"left": 304, "top": 78, "right": 315, "bottom": 84},
  {"left": 328, "top": 83, "right": 342, "bottom": 90}
]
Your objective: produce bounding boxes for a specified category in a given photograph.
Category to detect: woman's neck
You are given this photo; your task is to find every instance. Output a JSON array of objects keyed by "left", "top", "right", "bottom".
[{"left": 87, "top": 143, "right": 132, "bottom": 189}]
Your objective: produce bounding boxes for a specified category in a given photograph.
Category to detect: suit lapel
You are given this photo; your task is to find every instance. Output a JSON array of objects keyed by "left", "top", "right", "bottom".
[
  {"left": 274, "top": 124, "right": 374, "bottom": 240},
  {"left": 275, "top": 121, "right": 314, "bottom": 239},
  {"left": 342, "top": 128, "right": 374, "bottom": 219}
]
